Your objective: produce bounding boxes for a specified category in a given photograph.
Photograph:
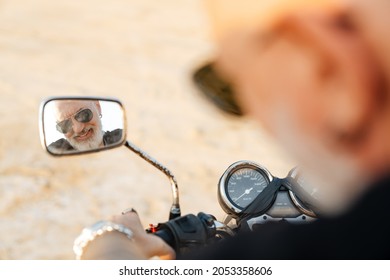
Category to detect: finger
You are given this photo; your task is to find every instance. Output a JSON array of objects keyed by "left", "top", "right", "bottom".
[
  {"left": 121, "top": 208, "right": 137, "bottom": 215},
  {"left": 111, "top": 213, "right": 144, "bottom": 235}
]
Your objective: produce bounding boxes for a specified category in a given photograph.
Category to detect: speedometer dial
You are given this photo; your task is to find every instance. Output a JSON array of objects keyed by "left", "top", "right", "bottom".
[
  {"left": 227, "top": 168, "right": 268, "bottom": 209},
  {"left": 218, "top": 161, "right": 273, "bottom": 217}
]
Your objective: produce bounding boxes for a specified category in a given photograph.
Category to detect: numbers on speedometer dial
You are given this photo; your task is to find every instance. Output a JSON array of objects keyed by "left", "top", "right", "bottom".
[{"left": 227, "top": 168, "right": 269, "bottom": 209}]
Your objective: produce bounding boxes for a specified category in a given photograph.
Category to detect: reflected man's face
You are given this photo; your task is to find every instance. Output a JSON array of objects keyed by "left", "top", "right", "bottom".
[{"left": 55, "top": 100, "right": 104, "bottom": 151}]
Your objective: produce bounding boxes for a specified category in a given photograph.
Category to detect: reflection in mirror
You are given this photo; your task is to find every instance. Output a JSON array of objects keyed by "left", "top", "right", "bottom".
[{"left": 40, "top": 97, "right": 126, "bottom": 156}]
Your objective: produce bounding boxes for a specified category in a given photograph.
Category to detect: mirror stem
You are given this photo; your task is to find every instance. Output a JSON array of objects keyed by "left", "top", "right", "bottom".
[{"left": 124, "top": 141, "right": 181, "bottom": 220}]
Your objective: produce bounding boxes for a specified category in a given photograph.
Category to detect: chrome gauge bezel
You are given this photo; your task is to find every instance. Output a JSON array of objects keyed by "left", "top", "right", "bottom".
[
  {"left": 218, "top": 160, "right": 274, "bottom": 217},
  {"left": 287, "top": 167, "right": 317, "bottom": 218}
]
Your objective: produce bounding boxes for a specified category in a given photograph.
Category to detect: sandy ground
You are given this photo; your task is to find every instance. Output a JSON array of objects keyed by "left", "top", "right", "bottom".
[{"left": 0, "top": 0, "right": 295, "bottom": 259}]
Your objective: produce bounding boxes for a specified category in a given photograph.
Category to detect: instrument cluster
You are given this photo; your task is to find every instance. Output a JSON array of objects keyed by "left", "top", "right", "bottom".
[{"left": 218, "top": 161, "right": 317, "bottom": 229}]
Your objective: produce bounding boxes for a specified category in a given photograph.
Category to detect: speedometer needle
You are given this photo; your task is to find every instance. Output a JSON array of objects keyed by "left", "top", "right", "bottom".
[{"left": 234, "top": 187, "right": 253, "bottom": 202}]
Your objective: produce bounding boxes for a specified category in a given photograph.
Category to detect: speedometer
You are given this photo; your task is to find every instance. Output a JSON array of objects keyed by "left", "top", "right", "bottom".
[
  {"left": 227, "top": 168, "right": 268, "bottom": 208},
  {"left": 218, "top": 161, "right": 273, "bottom": 217}
]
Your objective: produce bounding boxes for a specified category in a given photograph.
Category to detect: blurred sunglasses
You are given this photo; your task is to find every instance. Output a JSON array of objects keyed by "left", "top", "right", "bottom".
[
  {"left": 192, "top": 62, "right": 242, "bottom": 116},
  {"left": 56, "top": 108, "right": 93, "bottom": 134}
]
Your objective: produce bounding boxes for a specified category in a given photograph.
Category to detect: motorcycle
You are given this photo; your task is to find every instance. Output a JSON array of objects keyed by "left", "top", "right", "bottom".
[{"left": 39, "top": 96, "right": 319, "bottom": 258}]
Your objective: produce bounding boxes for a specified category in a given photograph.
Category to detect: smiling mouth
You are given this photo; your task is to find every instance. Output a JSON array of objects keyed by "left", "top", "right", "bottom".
[{"left": 75, "top": 128, "right": 93, "bottom": 141}]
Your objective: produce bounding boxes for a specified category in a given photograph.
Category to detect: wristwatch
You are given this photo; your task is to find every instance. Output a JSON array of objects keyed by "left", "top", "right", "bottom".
[{"left": 73, "top": 221, "right": 134, "bottom": 260}]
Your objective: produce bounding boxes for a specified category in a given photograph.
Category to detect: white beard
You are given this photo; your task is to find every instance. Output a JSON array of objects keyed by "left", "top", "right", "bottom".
[
  {"left": 68, "top": 121, "right": 104, "bottom": 151},
  {"left": 269, "top": 105, "right": 370, "bottom": 216}
]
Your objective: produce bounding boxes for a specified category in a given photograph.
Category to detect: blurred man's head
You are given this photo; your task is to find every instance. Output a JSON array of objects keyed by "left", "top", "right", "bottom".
[
  {"left": 200, "top": 0, "right": 390, "bottom": 213},
  {"left": 54, "top": 100, "right": 104, "bottom": 151}
]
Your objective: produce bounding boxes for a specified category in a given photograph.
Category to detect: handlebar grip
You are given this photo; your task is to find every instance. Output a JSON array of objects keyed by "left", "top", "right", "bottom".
[
  {"left": 149, "top": 213, "right": 215, "bottom": 255},
  {"left": 153, "top": 226, "right": 176, "bottom": 248}
]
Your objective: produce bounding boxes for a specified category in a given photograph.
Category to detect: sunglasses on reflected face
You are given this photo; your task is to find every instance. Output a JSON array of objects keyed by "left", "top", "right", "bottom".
[{"left": 56, "top": 108, "right": 93, "bottom": 134}]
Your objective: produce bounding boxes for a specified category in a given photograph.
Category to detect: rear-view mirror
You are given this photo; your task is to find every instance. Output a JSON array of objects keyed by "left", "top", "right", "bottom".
[{"left": 39, "top": 97, "right": 126, "bottom": 156}]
